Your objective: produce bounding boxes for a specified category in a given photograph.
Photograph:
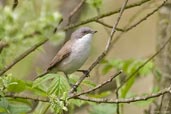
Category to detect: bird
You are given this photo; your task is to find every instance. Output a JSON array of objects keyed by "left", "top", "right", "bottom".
[{"left": 35, "top": 27, "right": 97, "bottom": 86}]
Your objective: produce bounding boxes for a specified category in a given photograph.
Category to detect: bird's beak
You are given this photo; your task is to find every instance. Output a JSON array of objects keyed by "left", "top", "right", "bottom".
[{"left": 92, "top": 30, "right": 97, "bottom": 34}]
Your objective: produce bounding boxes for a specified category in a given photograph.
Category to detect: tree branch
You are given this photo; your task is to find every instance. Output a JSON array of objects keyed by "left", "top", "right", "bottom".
[
  {"left": 0, "top": 41, "right": 8, "bottom": 53},
  {"left": 76, "top": 85, "right": 171, "bottom": 103},
  {"left": 67, "top": 0, "right": 86, "bottom": 25},
  {"left": 69, "top": 70, "right": 122, "bottom": 98},
  {"left": 12, "top": 0, "right": 18, "bottom": 10},
  {"left": 4, "top": 85, "right": 171, "bottom": 104},
  {"left": 0, "top": 39, "right": 48, "bottom": 76},
  {"left": 95, "top": 20, "right": 124, "bottom": 31},
  {"left": 96, "top": 0, "right": 167, "bottom": 33},
  {"left": 63, "top": 0, "right": 151, "bottom": 31},
  {"left": 5, "top": 94, "right": 48, "bottom": 102}
]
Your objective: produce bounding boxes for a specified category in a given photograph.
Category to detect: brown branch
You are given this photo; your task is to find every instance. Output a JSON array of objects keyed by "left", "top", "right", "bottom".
[
  {"left": 12, "top": 0, "right": 18, "bottom": 10},
  {"left": 67, "top": 0, "right": 85, "bottom": 25},
  {"left": 96, "top": 0, "right": 167, "bottom": 33},
  {"left": 69, "top": 70, "right": 122, "bottom": 98},
  {"left": 123, "top": 0, "right": 167, "bottom": 32},
  {"left": 110, "top": 0, "right": 168, "bottom": 50},
  {"left": 3, "top": 85, "right": 171, "bottom": 104},
  {"left": 116, "top": 85, "right": 120, "bottom": 114},
  {"left": 76, "top": 86, "right": 171, "bottom": 104},
  {"left": 24, "top": 31, "right": 41, "bottom": 39},
  {"left": 8, "top": 0, "right": 150, "bottom": 47},
  {"left": 0, "top": 41, "right": 8, "bottom": 53},
  {"left": 116, "top": 35, "right": 171, "bottom": 92},
  {"left": 5, "top": 94, "right": 48, "bottom": 102},
  {"left": 95, "top": 20, "right": 124, "bottom": 31},
  {"left": 69, "top": 0, "right": 129, "bottom": 93},
  {"left": 63, "top": 0, "right": 150, "bottom": 31},
  {"left": 158, "top": 95, "right": 165, "bottom": 113},
  {"left": 0, "top": 39, "right": 48, "bottom": 76}
]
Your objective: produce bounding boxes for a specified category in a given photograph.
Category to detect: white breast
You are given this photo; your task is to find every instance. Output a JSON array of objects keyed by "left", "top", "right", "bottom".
[{"left": 57, "top": 33, "right": 93, "bottom": 74}]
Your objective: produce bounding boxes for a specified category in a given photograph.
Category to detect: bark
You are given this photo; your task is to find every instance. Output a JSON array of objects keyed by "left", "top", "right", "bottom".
[{"left": 154, "top": 0, "right": 171, "bottom": 113}]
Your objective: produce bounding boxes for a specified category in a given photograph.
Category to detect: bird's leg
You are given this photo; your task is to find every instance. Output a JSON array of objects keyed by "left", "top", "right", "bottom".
[
  {"left": 77, "top": 70, "right": 90, "bottom": 77},
  {"left": 64, "top": 73, "right": 77, "bottom": 91},
  {"left": 64, "top": 73, "right": 72, "bottom": 86}
]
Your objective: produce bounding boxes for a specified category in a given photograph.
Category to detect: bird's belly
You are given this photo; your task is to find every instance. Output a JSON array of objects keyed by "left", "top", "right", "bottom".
[{"left": 57, "top": 43, "right": 90, "bottom": 74}]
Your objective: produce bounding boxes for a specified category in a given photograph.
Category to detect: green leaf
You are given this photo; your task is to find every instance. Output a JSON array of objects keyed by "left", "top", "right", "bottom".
[
  {"left": 139, "top": 62, "right": 154, "bottom": 76},
  {"left": 120, "top": 75, "right": 135, "bottom": 98},
  {"left": 86, "top": 0, "right": 102, "bottom": 9},
  {"left": 32, "top": 73, "right": 56, "bottom": 88},
  {"left": 47, "top": 74, "right": 70, "bottom": 96},
  {"left": 1, "top": 74, "right": 26, "bottom": 93},
  {"left": 0, "top": 98, "right": 9, "bottom": 111},
  {"left": 7, "top": 103, "right": 31, "bottom": 114},
  {"left": 0, "top": 98, "right": 31, "bottom": 114},
  {"left": 102, "top": 64, "right": 113, "bottom": 74},
  {"left": 7, "top": 79, "right": 26, "bottom": 93}
]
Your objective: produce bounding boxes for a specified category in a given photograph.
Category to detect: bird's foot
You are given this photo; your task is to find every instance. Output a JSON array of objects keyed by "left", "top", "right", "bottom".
[
  {"left": 71, "top": 84, "right": 77, "bottom": 92},
  {"left": 68, "top": 82, "right": 77, "bottom": 92},
  {"left": 77, "top": 70, "right": 90, "bottom": 77}
]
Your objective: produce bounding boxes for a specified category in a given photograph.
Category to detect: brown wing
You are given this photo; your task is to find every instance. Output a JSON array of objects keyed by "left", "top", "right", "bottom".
[{"left": 47, "top": 40, "right": 72, "bottom": 71}]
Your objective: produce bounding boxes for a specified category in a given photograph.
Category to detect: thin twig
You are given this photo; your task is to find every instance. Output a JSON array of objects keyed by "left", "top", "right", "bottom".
[
  {"left": 12, "top": 0, "right": 18, "bottom": 10},
  {"left": 110, "top": 0, "right": 167, "bottom": 51},
  {"left": 77, "top": 86, "right": 171, "bottom": 103},
  {"left": 123, "top": 0, "right": 167, "bottom": 32},
  {"left": 5, "top": 94, "right": 48, "bottom": 102},
  {"left": 158, "top": 94, "right": 165, "bottom": 113},
  {"left": 24, "top": 31, "right": 41, "bottom": 39},
  {"left": 3, "top": 85, "right": 171, "bottom": 104},
  {"left": 63, "top": 0, "right": 151, "bottom": 31},
  {"left": 116, "top": 83, "right": 120, "bottom": 114},
  {"left": 0, "top": 41, "right": 8, "bottom": 53},
  {"left": 96, "top": 20, "right": 124, "bottom": 31},
  {"left": 116, "top": 35, "right": 171, "bottom": 93},
  {"left": 70, "top": 0, "right": 129, "bottom": 93},
  {"left": 96, "top": 0, "right": 167, "bottom": 33},
  {"left": 69, "top": 70, "right": 122, "bottom": 98},
  {"left": 0, "top": 39, "right": 48, "bottom": 76},
  {"left": 67, "top": 0, "right": 85, "bottom": 25}
]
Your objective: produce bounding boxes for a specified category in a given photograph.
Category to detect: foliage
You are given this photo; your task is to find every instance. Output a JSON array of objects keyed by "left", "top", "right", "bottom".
[
  {"left": 0, "top": 98, "right": 31, "bottom": 114},
  {"left": 0, "top": 1, "right": 63, "bottom": 69},
  {"left": 86, "top": 0, "right": 102, "bottom": 9},
  {"left": 102, "top": 58, "right": 154, "bottom": 98}
]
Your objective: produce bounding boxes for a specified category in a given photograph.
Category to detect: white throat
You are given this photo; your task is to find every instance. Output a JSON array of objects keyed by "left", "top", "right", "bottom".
[{"left": 77, "top": 33, "right": 93, "bottom": 44}]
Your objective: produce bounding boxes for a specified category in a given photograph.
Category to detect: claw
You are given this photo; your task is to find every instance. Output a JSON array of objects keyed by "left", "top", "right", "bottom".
[{"left": 77, "top": 70, "right": 90, "bottom": 77}]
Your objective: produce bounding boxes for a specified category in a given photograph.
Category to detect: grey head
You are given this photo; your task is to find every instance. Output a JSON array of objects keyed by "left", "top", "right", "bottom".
[{"left": 71, "top": 27, "right": 97, "bottom": 39}]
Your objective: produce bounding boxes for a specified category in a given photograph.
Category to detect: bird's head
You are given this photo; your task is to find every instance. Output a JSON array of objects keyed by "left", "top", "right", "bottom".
[{"left": 71, "top": 27, "right": 97, "bottom": 40}]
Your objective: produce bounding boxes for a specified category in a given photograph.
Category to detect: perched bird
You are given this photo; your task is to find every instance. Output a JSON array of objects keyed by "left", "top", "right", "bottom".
[{"left": 36, "top": 27, "right": 97, "bottom": 85}]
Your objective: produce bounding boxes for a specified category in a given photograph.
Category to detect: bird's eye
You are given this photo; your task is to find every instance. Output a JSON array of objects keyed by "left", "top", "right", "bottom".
[{"left": 83, "top": 31, "right": 88, "bottom": 34}]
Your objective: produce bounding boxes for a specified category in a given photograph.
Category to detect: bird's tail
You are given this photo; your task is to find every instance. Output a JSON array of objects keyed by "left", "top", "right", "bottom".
[{"left": 34, "top": 71, "right": 49, "bottom": 80}]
